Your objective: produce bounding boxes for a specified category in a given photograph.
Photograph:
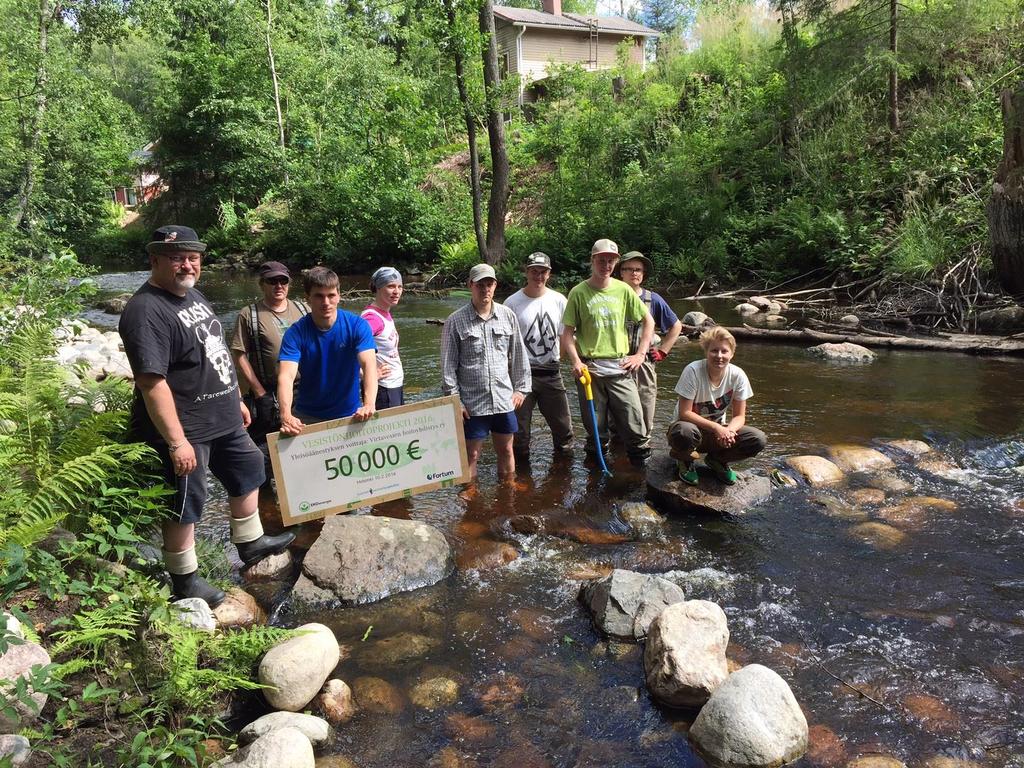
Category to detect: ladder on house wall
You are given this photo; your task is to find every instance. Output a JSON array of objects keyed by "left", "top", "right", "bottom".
[{"left": 588, "top": 18, "right": 599, "bottom": 68}]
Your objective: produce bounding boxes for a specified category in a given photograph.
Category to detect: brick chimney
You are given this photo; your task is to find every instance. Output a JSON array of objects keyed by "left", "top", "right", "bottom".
[{"left": 542, "top": 0, "right": 562, "bottom": 15}]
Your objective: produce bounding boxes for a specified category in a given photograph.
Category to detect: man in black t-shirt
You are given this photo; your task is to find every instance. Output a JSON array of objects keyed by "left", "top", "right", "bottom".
[{"left": 119, "top": 225, "right": 294, "bottom": 607}]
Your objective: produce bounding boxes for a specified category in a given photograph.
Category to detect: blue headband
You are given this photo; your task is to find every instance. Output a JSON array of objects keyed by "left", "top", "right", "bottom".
[{"left": 371, "top": 267, "right": 402, "bottom": 290}]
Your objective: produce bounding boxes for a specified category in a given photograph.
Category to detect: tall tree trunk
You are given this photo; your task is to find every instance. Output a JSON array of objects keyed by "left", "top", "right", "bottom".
[
  {"left": 10, "top": 0, "right": 50, "bottom": 230},
  {"left": 479, "top": 0, "right": 509, "bottom": 265},
  {"left": 888, "top": 0, "right": 899, "bottom": 133},
  {"left": 442, "top": 0, "right": 486, "bottom": 260},
  {"left": 987, "top": 84, "right": 1024, "bottom": 297},
  {"left": 264, "top": 0, "right": 288, "bottom": 184}
]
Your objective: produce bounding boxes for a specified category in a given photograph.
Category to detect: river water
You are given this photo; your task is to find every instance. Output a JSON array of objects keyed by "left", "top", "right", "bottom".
[{"left": 91, "top": 269, "right": 1024, "bottom": 767}]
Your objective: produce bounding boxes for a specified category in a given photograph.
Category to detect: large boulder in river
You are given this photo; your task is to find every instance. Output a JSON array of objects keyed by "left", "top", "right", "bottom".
[
  {"left": 0, "top": 640, "right": 51, "bottom": 730},
  {"left": 644, "top": 600, "right": 729, "bottom": 708},
  {"left": 212, "top": 726, "right": 314, "bottom": 768},
  {"left": 683, "top": 311, "right": 713, "bottom": 327},
  {"left": 735, "top": 302, "right": 760, "bottom": 316},
  {"left": 259, "top": 623, "right": 340, "bottom": 711},
  {"left": 784, "top": 455, "right": 844, "bottom": 486},
  {"left": 647, "top": 454, "right": 772, "bottom": 516},
  {"left": 690, "top": 664, "right": 808, "bottom": 768},
  {"left": 296, "top": 514, "right": 452, "bottom": 606},
  {"left": 580, "top": 569, "right": 685, "bottom": 641},
  {"left": 807, "top": 342, "right": 875, "bottom": 362}
]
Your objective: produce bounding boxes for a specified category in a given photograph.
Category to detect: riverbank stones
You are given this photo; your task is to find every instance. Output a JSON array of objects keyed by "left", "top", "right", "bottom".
[
  {"left": 785, "top": 455, "right": 844, "bottom": 486},
  {"left": 0, "top": 735, "right": 30, "bottom": 767},
  {"left": 295, "top": 515, "right": 452, "bottom": 606},
  {"left": 647, "top": 454, "right": 772, "bottom": 515},
  {"left": 409, "top": 676, "right": 459, "bottom": 710},
  {"left": 318, "top": 679, "right": 356, "bottom": 723},
  {"left": 736, "top": 302, "right": 759, "bottom": 315},
  {"left": 212, "top": 725, "right": 314, "bottom": 768},
  {"left": 689, "top": 664, "right": 808, "bottom": 768},
  {"left": 0, "top": 640, "right": 51, "bottom": 730},
  {"left": 213, "top": 588, "right": 267, "bottom": 629},
  {"left": 683, "top": 311, "right": 712, "bottom": 327},
  {"left": 807, "top": 342, "right": 875, "bottom": 362},
  {"left": 644, "top": 600, "right": 729, "bottom": 708},
  {"left": 259, "top": 623, "right": 341, "bottom": 712},
  {"left": 828, "top": 445, "right": 895, "bottom": 473},
  {"left": 580, "top": 569, "right": 685, "bottom": 641},
  {"left": 238, "top": 712, "right": 330, "bottom": 747}
]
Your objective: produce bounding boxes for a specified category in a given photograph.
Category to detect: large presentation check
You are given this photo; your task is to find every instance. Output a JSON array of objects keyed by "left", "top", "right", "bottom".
[{"left": 267, "top": 395, "right": 471, "bottom": 526}]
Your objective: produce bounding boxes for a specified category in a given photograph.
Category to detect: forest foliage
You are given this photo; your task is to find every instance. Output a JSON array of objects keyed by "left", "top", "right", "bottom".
[{"left": 0, "top": 0, "right": 1021, "bottom": 286}]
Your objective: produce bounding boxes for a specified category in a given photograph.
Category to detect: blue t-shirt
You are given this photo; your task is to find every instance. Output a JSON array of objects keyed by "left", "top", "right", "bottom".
[
  {"left": 279, "top": 311, "right": 375, "bottom": 420},
  {"left": 648, "top": 291, "right": 679, "bottom": 333}
]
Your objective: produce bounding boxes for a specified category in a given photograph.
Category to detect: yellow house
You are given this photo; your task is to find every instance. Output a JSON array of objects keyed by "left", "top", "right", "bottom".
[{"left": 494, "top": 0, "right": 660, "bottom": 105}]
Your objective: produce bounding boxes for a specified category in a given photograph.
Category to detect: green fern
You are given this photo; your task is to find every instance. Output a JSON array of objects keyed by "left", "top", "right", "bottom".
[{"left": 51, "top": 602, "right": 141, "bottom": 661}]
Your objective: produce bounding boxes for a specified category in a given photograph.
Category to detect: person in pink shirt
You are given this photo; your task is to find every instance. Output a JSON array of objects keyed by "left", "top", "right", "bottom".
[{"left": 361, "top": 267, "right": 405, "bottom": 410}]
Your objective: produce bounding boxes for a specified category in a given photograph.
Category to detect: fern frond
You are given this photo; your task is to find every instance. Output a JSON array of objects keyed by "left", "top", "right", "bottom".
[
  {"left": 51, "top": 602, "right": 141, "bottom": 658},
  {"left": 56, "top": 411, "right": 131, "bottom": 462}
]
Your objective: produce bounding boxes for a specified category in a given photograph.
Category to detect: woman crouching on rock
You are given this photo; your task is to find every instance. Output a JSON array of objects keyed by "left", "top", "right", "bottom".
[{"left": 667, "top": 327, "right": 767, "bottom": 486}]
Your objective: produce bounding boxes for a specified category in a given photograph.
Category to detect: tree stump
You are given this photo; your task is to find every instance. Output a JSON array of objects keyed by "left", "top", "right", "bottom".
[{"left": 988, "top": 83, "right": 1024, "bottom": 297}]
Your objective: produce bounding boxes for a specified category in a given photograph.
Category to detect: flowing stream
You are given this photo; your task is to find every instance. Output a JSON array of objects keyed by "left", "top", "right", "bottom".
[{"left": 90, "top": 269, "right": 1024, "bottom": 767}]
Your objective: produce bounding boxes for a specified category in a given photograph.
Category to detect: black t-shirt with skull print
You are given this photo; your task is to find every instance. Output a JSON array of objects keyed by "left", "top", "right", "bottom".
[{"left": 119, "top": 282, "right": 242, "bottom": 445}]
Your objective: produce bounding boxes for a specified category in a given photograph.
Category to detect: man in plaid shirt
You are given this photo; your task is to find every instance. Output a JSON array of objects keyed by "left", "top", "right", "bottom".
[{"left": 441, "top": 264, "right": 531, "bottom": 480}]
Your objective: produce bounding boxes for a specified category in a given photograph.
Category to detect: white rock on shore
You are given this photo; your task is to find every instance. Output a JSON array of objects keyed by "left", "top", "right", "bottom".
[
  {"left": 259, "top": 623, "right": 341, "bottom": 712},
  {"left": 212, "top": 725, "right": 314, "bottom": 768},
  {"left": 52, "top": 320, "right": 132, "bottom": 382}
]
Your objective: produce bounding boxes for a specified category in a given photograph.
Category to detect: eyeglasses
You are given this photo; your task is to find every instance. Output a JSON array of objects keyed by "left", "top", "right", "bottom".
[
  {"left": 619, "top": 266, "right": 644, "bottom": 273},
  {"left": 161, "top": 253, "right": 202, "bottom": 265},
  {"left": 265, "top": 277, "right": 289, "bottom": 285}
]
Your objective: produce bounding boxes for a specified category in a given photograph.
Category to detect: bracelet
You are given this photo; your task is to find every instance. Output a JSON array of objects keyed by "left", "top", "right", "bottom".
[{"left": 168, "top": 441, "right": 185, "bottom": 453}]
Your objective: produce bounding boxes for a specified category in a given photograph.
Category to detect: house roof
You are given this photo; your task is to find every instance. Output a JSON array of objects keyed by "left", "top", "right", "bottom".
[{"left": 493, "top": 6, "right": 660, "bottom": 36}]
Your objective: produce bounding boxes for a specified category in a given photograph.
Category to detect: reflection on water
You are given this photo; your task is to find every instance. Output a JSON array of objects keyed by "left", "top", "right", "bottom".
[{"left": 98, "top": 271, "right": 1024, "bottom": 765}]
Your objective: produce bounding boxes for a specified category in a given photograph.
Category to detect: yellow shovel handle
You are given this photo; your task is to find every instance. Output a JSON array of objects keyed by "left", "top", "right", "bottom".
[{"left": 578, "top": 365, "right": 594, "bottom": 401}]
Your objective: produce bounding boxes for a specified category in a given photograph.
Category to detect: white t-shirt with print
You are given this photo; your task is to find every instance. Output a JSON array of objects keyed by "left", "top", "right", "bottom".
[
  {"left": 674, "top": 359, "right": 753, "bottom": 425},
  {"left": 503, "top": 288, "right": 567, "bottom": 370}
]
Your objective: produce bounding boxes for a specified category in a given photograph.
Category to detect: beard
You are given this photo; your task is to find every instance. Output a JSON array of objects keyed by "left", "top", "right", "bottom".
[{"left": 176, "top": 274, "right": 197, "bottom": 290}]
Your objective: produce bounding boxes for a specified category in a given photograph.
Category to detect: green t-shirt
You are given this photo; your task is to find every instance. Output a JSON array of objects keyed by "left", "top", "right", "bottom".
[{"left": 562, "top": 279, "right": 648, "bottom": 359}]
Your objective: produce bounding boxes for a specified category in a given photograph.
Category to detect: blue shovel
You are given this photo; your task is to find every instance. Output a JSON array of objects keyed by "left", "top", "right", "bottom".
[{"left": 578, "top": 366, "right": 612, "bottom": 477}]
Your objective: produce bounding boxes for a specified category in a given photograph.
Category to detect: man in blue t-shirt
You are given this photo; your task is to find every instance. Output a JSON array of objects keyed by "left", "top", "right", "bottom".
[
  {"left": 612, "top": 251, "right": 683, "bottom": 443},
  {"left": 277, "top": 267, "right": 378, "bottom": 434}
]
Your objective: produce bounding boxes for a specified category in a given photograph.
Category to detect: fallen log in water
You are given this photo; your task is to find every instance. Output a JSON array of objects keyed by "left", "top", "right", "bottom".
[{"left": 682, "top": 324, "right": 1024, "bottom": 357}]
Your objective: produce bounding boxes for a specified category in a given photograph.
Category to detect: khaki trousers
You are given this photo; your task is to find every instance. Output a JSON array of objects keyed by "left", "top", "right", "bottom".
[
  {"left": 514, "top": 368, "right": 574, "bottom": 456},
  {"left": 577, "top": 373, "right": 650, "bottom": 461},
  {"left": 666, "top": 421, "right": 767, "bottom": 464}
]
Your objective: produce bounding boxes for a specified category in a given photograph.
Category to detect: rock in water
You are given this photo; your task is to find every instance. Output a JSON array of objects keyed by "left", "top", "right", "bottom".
[
  {"left": 297, "top": 515, "right": 452, "bottom": 605},
  {"left": 259, "top": 623, "right": 341, "bottom": 712},
  {"left": 647, "top": 454, "right": 771, "bottom": 515},
  {"left": 318, "top": 678, "right": 357, "bottom": 723},
  {"left": 807, "top": 342, "right": 876, "bottom": 362},
  {"left": 827, "top": 444, "right": 895, "bottom": 473},
  {"left": 616, "top": 502, "right": 665, "bottom": 540},
  {"left": 690, "top": 664, "right": 808, "bottom": 768},
  {"left": 580, "top": 569, "right": 685, "bottom": 642},
  {"left": 644, "top": 600, "right": 729, "bottom": 708},
  {"left": 735, "top": 302, "right": 760, "bottom": 315},
  {"left": 748, "top": 296, "right": 773, "bottom": 311},
  {"left": 881, "top": 439, "right": 932, "bottom": 456},
  {"left": 683, "top": 311, "right": 712, "bottom": 327},
  {"left": 784, "top": 455, "right": 844, "bottom": 486},
  {"left": 212, "top": 726, "right": 314, "bottom": 767}
]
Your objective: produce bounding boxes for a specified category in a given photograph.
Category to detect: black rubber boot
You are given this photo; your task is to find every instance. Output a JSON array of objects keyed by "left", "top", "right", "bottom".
[
  {"left": 235, "top": 530, "right": 296, "bottom": 567},
  {"left": 170, "top": 570, "right": 226, "bottom": 608}
]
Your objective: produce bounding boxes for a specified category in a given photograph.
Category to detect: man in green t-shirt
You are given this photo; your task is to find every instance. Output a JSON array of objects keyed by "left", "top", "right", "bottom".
[{"left": 561, "top": 238, "right": 655, "bottom": 467}]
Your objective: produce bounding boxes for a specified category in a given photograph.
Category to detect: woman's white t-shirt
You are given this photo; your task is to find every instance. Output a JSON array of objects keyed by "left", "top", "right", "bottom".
[{"left": 674, "top": 359, "right": 753, "bottom": 425}]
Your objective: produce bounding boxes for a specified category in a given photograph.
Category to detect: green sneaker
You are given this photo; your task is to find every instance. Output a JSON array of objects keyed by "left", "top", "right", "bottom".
[
  {"left": 706, "top": 456, "right": 737, "bottom": 485},
  {"left": 677, "top": 461, "right": 699, "bottom": 486}
]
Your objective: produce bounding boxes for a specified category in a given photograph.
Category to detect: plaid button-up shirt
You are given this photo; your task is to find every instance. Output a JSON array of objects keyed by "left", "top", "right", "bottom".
[{"left": 441, "top": 302, "right": 531, "bottom": 416}]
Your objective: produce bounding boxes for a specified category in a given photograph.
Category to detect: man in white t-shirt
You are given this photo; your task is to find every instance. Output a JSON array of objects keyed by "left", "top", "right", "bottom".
[
  {"left": 504, "top": 252, "right": 574, "bottom": 459},
  {"left": 668, "top": 326, "right": 767, "bottom": 485}
]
